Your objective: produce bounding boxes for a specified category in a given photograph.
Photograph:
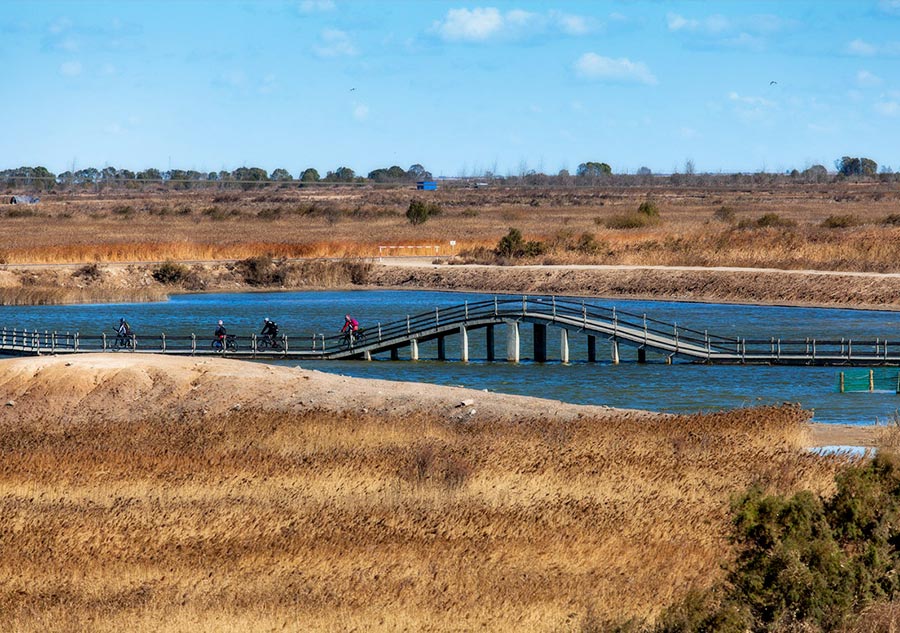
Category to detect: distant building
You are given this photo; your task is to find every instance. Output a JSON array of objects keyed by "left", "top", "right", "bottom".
[{"left": 416, "top": 180, "right": 438, "bottom": 191}]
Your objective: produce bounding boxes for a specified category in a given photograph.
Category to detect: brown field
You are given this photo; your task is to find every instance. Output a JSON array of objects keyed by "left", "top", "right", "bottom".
[
  {"left": 0, "top": 355, "right": 848, "bottom": 632},
  {"left": 2, "top": 182, "right": 900, "bottom": 271}
]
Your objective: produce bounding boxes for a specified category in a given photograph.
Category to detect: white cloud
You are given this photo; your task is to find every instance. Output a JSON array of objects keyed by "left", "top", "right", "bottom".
[
  {"left": 880, "top": 0, "right": 900, "bottom": 15},
  {"left": 574, "top": 53, "right": 657, "bottom": 85},
  {"left": 313, "top": 28, "right": 356, "bottom": 57},
  {"left": 857, "top": 70, "right": 883, "bottom": 87},
  {"left": 667, "top": 12, "right": 730, "bottom": 34},
  {"left": 875, "top": 101, "right": 900, "bottom": 117},
  {"left": 847, "top": 39, "right": 877, "bottom": 56},
  {"left": 299, "top": 0, "right": 335, "bottom": 12},
  {"left": 59, "top": 60, "right": 82, "bottom": 76},
  {"left": 728, "top": 92, "right": 775, "bottom": 107},
  {"left": 432, "top": 7, "right": 592, "bottom": 42},
  {"left": 353, "top": 104, "right": 369, "bottom": 121}
]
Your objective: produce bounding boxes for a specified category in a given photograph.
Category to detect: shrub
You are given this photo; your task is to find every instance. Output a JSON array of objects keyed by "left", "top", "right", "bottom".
[
  {"left": 604, "top": 213, "right": 653, "bottom": 229},
  {"left": 713, "top": 206, "right": 736, "bottom": 223},
  {"left": 406, "top": 198, "right": 443, "bottom": 225},
  {"left": 152, "top": 261, "right": 189, "bottom": 285},
  {"left": 238, "top": 255, "right": 287, "bottom": 286},
  {"left": 821, "top": 214, "right": 861, "bottom": 228},
  {"left": 576, "top": 232, "right": 603, "bottom": 255},
  {"left": 637, "top": 200, "right": 660, "bottom": 218},
  {"left": 881, "top": 214, "right": 900, "bottom": 226},
  {"left": 755, "top": 213, "right": 796, "bottom": 228},
  {"left": 495, "top": 228, "right": 546, "bottom": 258}
]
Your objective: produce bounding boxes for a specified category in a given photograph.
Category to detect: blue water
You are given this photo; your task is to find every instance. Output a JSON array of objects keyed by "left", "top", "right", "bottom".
[{"left": 3, "top": 289, "right": 900, "bottom": 425}]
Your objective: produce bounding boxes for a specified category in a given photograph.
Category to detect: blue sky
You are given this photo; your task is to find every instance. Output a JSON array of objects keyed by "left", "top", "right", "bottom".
[{"left": 3, "top": 0, "right": 900, "bottom": 176}]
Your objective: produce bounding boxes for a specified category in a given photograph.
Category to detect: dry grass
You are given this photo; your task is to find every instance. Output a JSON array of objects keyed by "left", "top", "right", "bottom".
[
  {"left": 0, "top": 404, "right": 846, "bottom": 631},
  {"left": 3, "top": 183, "right": 900, "bottom": 270}
]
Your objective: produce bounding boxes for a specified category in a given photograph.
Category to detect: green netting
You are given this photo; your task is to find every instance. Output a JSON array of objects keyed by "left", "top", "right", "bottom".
[{"left": 838, "top": 369, "right": 900, "bottom": 393}]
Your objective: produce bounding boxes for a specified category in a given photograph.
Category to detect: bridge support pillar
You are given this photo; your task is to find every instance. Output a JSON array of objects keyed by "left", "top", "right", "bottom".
[
  {"left": 409, "top": 339, "right": 419, "bottom": 361},
  {"left": 460, "top": 326, "right": 469, "bottom": 362},
  {"left": 560, "top": 328, "right": 569, "bottom": 363},
  {"left": 437, "top": 336, "right": 446, "bottom": 361},
  {"left": 533, "top": 324, "right": 547, "bottom": 363},
  {"left": 364, "top": 350, "right": 372, "bottom": 361},
  {"left": 390, "top": 347, "right": 399, "bottom": 361},
  {"left": 587, "top": 335, "right": 596, "bottom": 362},
  {"left": 506, "top": 321, "right": 520, "bottom": 363},
  {"left": 486, "top": 325, "right": 495, "bottom": 361},
  {"left": 611, "top": 339, "right": 620, "bottom": 365},
  {"left": 638, "top": 347, "right": 646, "bottom": 363}
]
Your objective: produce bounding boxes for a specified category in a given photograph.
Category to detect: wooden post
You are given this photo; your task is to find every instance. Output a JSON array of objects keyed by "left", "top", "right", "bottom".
[
  {"left": 191, "top": 333, "right": 196, "bottom": 355},
  {"left": 485, "top": 325, "right": 495, "bottom": 361},
  {"left": 102, "top": 332, "right": 107, "bottom": 351},
  {"left": 840, "top": 372, "right": 845, "bottom": 393},
  {"left": 870, "top": 369, "right": 875, "bottom": 392},
  {"left": 161, "top": 333, "right": 166, "bottom": 352}
]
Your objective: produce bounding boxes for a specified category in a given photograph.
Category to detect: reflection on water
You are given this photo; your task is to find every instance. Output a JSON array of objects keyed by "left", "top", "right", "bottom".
[{"left": 3, "top": 289, "right": 900, "bottom": 425}]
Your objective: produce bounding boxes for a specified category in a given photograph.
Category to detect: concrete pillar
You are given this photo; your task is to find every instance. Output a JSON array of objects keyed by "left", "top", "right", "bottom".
[
  {"left": 460, "top": 326, "right": 469, "bottom": 362},
  {"left": 506, "top": 321, "right": 520, "bottom": 363},
  {"left": 409, "top": 339, "right": 418, "bottom": 361},
  {"left": 364, "top": 350, "right": 372, "bottom": 361},
  {"left": 390, "top": 347, "right": 399, "bottom": 361},
  {"left": 611, "top": 338, "right": 620, "bottom": 365},
  {"left": 587, "top": 335, "right": 597, "bottom": 363},
  {"left": 560, "top": 328, "right": 569, "bottom": 364},
  {"left": 638, "top": 347, "right": 646, "bottom": 363},
  {"left": 533, "top": 323, "right": 547, "bottom": 363},
  {"left": 486, "top": 325, "right": 495, "bottom": 362},
  {"left": 437, "top": 336, "right": 446, "bottom": 361}
]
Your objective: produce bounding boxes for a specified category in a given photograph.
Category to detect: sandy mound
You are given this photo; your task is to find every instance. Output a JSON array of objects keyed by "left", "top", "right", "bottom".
[{"left": 0, "top": 353, "right": 639, "bottom": 426}]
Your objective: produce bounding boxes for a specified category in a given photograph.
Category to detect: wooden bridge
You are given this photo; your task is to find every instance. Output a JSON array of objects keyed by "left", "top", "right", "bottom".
[{"left": 1, "top": 295, "right": 899, "bottom": 366}]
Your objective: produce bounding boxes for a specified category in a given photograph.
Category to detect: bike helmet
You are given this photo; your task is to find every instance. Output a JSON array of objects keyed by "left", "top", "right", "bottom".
[
  {"left": 264, "top": 318, "right": 270, "bottom": 323},
  {"left": 120, "top": 317, "right": 125, "bottom": 323},
  {"left": 218, "top": 320, "right": 223, "bottom": 325}
]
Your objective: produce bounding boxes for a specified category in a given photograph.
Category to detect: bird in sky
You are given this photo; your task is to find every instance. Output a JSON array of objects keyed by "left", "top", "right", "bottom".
[
  {"left": 769, "top": 80, "right": 777, "bottom": 85},
  {"left": 350, "top": 87, "right": 356, "bottom": 91}
]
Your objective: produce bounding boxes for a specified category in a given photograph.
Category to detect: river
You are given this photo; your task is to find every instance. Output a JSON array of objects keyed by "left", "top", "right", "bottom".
[{"left": 3, "top": 289, "right": 900, "bottom": 425}]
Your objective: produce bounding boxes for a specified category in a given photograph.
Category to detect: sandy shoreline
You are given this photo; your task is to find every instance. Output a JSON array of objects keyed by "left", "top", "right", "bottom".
[{"left": 0, "top": 353, "right": 879, "bottom": 448}]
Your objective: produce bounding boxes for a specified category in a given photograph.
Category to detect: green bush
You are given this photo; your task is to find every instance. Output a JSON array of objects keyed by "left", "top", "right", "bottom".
[
  {"left": 152, "top": 261, "right": 189, "bottom": 285},
  {"left": 821, "top": 214, "right": 862, "bottom": 228},
  {"left": 637, "top": 200, "right": 660, "bottom": 218},
  {"left": 495, "top": 228, "right": 546, "bottom": 258},
  {"left": 406, "top": 198, "right": 443, "bottom": 225}
]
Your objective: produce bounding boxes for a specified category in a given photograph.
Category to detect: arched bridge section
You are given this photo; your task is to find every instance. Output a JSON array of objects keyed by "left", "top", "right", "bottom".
[{"left": 1, "top": 295, "right": 898, "bottom": 366}]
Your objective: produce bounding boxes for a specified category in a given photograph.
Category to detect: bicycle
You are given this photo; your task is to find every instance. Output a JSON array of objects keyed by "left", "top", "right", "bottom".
[
  {"left": 257, "top": 334, "right": 282, "bottom": 351},
  {"left": 340, "top": 329, "right": 366, "bottom": 350},
  {"left": 212, "top": 334, "right": 238, "bottom": 352},
  {"left": 110, "top": 332, "right": 135, "bottom": 350}
]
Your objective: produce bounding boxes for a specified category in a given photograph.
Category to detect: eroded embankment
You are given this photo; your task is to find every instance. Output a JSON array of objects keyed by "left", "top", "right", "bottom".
[
  {"left": 371, "top": 264, "right": 900, "bottom": 310},
  {"left": 0, "top": 354, "right": 850, "bottom": 632}
]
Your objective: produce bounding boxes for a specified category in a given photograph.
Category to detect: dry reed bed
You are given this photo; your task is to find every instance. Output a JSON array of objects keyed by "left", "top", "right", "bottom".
[{"left": 0, "top": 404, "right": 844, "bottom": 631}]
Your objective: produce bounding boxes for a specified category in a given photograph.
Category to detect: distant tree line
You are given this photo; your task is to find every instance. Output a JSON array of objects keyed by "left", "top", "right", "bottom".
[{"left": 1, "top": 157, "right": 896, "bottom": 191}]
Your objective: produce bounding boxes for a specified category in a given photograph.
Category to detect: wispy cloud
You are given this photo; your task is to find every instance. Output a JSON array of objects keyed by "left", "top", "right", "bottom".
[
  {"left": 298, "top": 0, "right": 335, "bottom": 13},
  {"left": 59, "top": 60, "right": 82, "bottom": 77},
  {"left": 313, "top": 28, "right": 356, "bottom": 57},
  {"left": 846, "top": 38, "right": 900, "bottom": 56},
  {"left": 856, "top": 70, "right": 882, "bottom": 87},
  {"left": 667, "top": 12, "right": 787, "bottom": 51},
  {"left": 431, "top": 7, "right": 594, "bottom": 43},
  {"left": 875, "top": 101, "right": 900, "bottom": 117},
  {"left": 574, "top": 53, "right": 657, "bottom": 85}
]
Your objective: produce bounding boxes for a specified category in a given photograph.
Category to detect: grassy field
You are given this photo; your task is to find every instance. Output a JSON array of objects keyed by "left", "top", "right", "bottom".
[
  {"left": 0, "top": 403, "right": 845, "bottom": 632},
  {"left": 2, "top": 183, "right": 900, "bottom": 271}
]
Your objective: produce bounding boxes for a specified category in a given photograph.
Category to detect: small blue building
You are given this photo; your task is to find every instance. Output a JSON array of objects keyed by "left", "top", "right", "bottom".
[{"left": 416, "top": 180, "right": 438, "bottom": 191}]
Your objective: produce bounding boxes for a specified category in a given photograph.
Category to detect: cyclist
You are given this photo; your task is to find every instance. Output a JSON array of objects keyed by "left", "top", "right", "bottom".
[
  {"left": 260, "top": 317, "right": 279, "bottom": 347},
  {"left": 341, "top": 314, "right": 360, "bottom": 344},
  {"left": 114, "top": 317, "right": 133, "bottom": 348},
  {"left": 213, "top": 319, "right": 227, "bottom": 350}
]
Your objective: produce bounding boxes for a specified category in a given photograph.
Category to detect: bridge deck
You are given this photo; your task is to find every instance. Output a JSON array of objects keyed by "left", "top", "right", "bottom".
[{"left": 2, "top": 296, "right": 897, "bottom": 366}]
